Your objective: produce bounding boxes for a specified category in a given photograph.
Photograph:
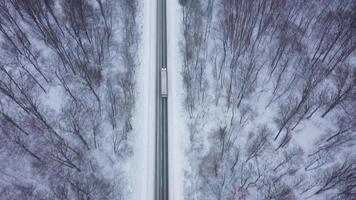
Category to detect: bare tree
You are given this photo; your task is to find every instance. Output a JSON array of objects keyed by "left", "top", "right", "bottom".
[
  {"left": 245, "top": 126, "right": 271, "bottom": 162},
  {"left": 321, "top": 64, "right": 356, "bottom": 118},
  {"left": 314, "top": 158, "right": 356, "bottom": 198}
]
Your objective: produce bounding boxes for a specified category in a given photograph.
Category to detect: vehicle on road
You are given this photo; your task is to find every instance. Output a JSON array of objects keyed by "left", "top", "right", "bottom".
[{"left": 161, "top": 68, "right": 168, "bottom": 97}]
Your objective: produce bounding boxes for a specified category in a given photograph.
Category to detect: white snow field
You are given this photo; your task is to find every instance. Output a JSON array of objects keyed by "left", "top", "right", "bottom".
[
  {"left": 130, "top": 0, "right": 156, "bottom": 200},
  {"left": 167, "top": 0, "right": 186, "bottom": 200}
]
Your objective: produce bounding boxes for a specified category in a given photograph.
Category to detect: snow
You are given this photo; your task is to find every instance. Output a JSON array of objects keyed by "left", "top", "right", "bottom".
[
  {"left": 293, "top": 117, "right": 334, "bottom": 153},
  {"left": 129, "top": 0, "right": 156, "bottom": 200},
  {"left": 167, "top": 1, "right": 186, "bottom": 200},
  {"left": 129, "top": 1, "right": 186, "bottom": 199},
  {"left": 130, "top": 1, "right": 186, "bottom": 199},
  {"left": 41, "top": 86, "right": 63, "bottom": 113}
]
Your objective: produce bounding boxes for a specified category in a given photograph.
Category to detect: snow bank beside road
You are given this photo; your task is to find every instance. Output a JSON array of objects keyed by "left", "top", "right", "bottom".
[
  {"left": 167, "top": 1, "right": 186, "bottom": 200},
  {"left": 129, "top": 1, "right": 156, "bottom": 200}
]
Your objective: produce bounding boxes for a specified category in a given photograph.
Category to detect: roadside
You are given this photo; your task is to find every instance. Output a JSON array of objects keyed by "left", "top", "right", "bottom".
[
  {"left": 167, "top": 1, "right": 186, "bottom": 200},
  {"left": 129, "top": 0, "right": 156, "bottom": 200}
]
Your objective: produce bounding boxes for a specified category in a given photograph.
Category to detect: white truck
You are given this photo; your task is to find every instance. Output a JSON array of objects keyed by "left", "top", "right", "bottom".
[{"left": 161, "top": 68, "right": 167, "bottom": 97}]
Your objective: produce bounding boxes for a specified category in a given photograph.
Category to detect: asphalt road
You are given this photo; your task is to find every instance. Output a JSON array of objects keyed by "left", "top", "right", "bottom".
[{"left": 155, "top": 0, "right": 168, "bottom": 199}]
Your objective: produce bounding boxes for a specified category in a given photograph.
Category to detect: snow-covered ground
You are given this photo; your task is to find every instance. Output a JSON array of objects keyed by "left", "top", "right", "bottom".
[
  {"left": 167, "top": 1, "right": 186, "bottom": 200},
  {"left": 177, "top": 1, "right": 356, "bottom": 199},
  {"left": 129, "top": 0, "right": 156, "bottom": 200}
]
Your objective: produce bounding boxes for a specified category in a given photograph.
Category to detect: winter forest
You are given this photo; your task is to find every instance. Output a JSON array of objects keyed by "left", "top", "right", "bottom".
[
  {"left": 0, "top": 0, "right": 355, "bottom": 199},
  {"left": 181, "top": 0, "right": 356, "bottom": 199},
  {"left": 0, "top": 0, "right": 138, "bottom": 199}
]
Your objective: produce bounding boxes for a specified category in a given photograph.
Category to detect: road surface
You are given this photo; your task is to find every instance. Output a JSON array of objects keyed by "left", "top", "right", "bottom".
[{"left": 155, "top": 0, "right": 168, "bottom": 199}]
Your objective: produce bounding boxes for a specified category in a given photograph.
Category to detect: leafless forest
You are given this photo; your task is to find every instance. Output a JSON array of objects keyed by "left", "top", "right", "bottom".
[
  {"left": 1, "top": 0, "right": 356, "bottom": 199},
  {"left": 181, "top": 0, "right": 356, "bottom": 199},
  {"left": 0, "top": 0, "right": 139, "bottom": 199}
]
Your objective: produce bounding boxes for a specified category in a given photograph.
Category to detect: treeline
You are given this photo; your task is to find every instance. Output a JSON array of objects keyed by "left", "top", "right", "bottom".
[
  {"left": 181, "top": 0, "right": 356, "bottom": 199},
  {"left": 0, "top": 0, "right": 139, "bottom": 199}
]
